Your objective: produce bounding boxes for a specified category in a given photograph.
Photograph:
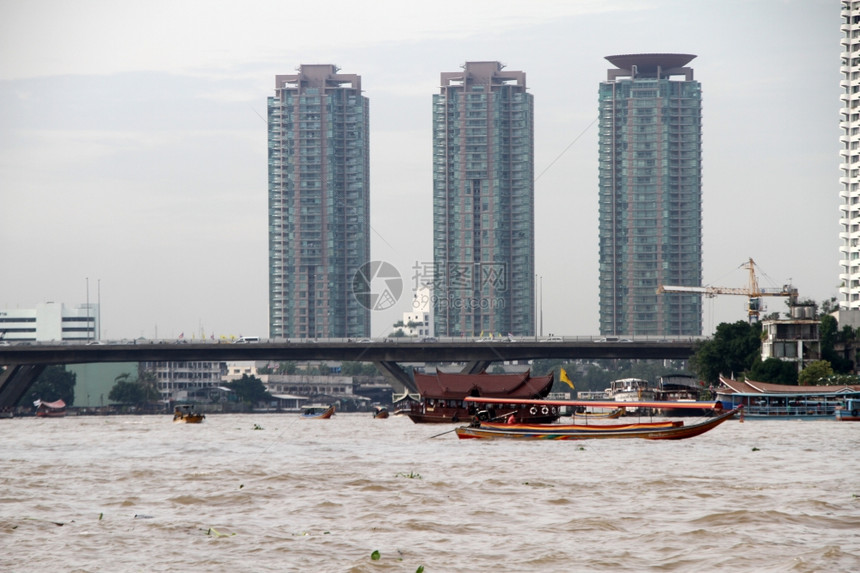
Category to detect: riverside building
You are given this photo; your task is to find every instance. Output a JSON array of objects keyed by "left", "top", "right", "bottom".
[
  {"left": 431, "top": 61, "right": 535, "bottom": 337},
  {"left": 267, "top": 65, "right": 371, "bottom": 339},
  {"left": 598, "top": 54, "right": 703, "bottom": 337}
]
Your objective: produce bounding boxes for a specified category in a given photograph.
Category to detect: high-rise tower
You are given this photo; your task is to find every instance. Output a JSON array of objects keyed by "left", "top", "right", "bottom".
[
  {"left": 598, "top": 54, "right": 703, "bottom": 337},
  {"left": 432, "top": 61, "right": 535, "bottom": 337},
  {"left": 267, "top": 64, "right": 370, "bottom": 339},
  {"left": 841, "top": 3, "right": 860, "bottom": 310}
]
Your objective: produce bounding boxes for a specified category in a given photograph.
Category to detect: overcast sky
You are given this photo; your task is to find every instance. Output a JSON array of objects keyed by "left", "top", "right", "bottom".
[{"left": 0, "top": 0, "right": 840, "bottom": 340}]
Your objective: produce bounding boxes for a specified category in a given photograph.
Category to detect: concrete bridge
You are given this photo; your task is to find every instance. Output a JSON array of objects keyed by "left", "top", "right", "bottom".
[{"left": 0, "top": 338, "right": 698, "bottom": 409}]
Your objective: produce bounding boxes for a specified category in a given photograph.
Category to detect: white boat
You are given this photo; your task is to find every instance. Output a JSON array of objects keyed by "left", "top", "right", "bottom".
[{"left": 607, "top": 378, "right": 655, "bottom": 413}]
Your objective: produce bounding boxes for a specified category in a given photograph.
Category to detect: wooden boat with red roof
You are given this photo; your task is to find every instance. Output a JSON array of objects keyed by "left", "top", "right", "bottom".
[
  {"left": 408, "top": 369, "right": 559, "bottom": 424},
  {"left": 34, "top": 399, "right": 66, "bottom": 418}
]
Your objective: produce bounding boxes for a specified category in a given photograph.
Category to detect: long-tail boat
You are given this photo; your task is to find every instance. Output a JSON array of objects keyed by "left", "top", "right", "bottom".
[
  {"left": 173, "top": 404, "right": 205, "bottom": 423},
  {"left": 477, "top": 419, "right": 683, "bottom": 433},
  {"left": 573, "top": 407, "right": 625, "bottom": 419},
  {"left": 372, "top": 407, "right": 390, "bottom": 419},
  {"left": 455, "top": 397, "right": 742, "bottom": 440},
  {"left": 302, "top": 404, "right": 335, "bottom": 419}
]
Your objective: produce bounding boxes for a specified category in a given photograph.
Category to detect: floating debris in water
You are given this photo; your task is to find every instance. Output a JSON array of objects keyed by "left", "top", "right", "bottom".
[
  {"left": 133, "top": 514, "right": 154, "bottom": 519},
  {"left": 253, "top": 424, "right": 263, "bottom": 430}
]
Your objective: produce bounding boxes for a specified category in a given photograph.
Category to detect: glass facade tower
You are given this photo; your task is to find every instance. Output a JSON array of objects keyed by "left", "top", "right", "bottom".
[
  {"left": 432, "top": 61, "right": 535, "bottom": 337},
  {"left": 598, "top": 54, "right": 703, "bottom": 337},
  {"left": 267, "top": 65, "right": 370, "bottom": 339}
]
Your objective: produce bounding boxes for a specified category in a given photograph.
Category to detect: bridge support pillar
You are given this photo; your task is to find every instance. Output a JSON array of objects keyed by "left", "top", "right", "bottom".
[
  {"left": 0, "top": 364, "right": 47, "bottom": 409},
  {"left": 372, "top": 361, "right": 418, "bottom": 394},
  {"left": 461, "top": 360, "right": 493, "bottom": 374}
]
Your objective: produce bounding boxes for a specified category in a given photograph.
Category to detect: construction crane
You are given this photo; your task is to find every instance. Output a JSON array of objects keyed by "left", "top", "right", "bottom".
[{"left": 656, "top": 258, "right": 798, "bottom": 323}]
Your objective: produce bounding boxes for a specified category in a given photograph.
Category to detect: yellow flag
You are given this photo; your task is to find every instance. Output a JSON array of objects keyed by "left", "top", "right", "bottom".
[{"left": 560, "top": 368, "right": 574, "bottom": 390}]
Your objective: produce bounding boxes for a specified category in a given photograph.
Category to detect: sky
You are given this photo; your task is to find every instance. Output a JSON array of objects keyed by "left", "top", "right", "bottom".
[{"left": 0, "top": 0, "right": 841, "bottom": 341}]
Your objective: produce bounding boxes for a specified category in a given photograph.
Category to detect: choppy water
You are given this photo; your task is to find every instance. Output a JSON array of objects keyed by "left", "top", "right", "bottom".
[{"left": 1, "top": 413, "right": 858, "bottom": 572}]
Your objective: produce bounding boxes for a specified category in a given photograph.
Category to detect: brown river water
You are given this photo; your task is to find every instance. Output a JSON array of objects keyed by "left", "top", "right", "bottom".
[{"left": 1, "top": 413, "right": 858, "bottom": 572}]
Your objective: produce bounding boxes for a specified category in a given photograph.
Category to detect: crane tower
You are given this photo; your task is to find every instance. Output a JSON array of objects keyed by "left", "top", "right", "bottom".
[{"left": 656, "top": 258, "right": 798, "bottom": 323}]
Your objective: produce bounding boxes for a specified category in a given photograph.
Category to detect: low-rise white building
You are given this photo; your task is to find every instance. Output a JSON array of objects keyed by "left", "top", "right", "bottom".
[
  {"left": 399, "top": 285, "right": 433, "bottom": 337},
  {"left": 1, "top": 302, "right": 127, "bottom": 408},
  {"left": 141, "top": 360, "right": 226, "bottom": 402},
  {"left": 0, "top": 301, "right": 99, "bottom": 342},
  {"left": 761, "top": 305, "right": 821, "bottom": 373}
]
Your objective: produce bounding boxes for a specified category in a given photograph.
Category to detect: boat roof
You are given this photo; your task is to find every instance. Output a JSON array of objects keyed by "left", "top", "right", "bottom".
[
  {"left": 412, "top": 369, "right": 554, "bottom": 399},
  {"left": 718, "top": 375, "right": 860, "bottom": 396},
  {"left": 34, "top": 399, "right": 66, "bottom": 409},
  {"left": 271, "top": 394, "right": 309, "bottom": 400}
]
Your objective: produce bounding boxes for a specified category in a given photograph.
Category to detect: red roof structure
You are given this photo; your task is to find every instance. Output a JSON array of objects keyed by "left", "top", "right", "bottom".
[
  {"left": 33, "top": 399, "right": 66, "bottom": 409},
  {"left": 718, "top": 375, "right": 860, "bottom": 395},
  {"left": 412, "top": 370, "right": 554, "bottom": 400}
]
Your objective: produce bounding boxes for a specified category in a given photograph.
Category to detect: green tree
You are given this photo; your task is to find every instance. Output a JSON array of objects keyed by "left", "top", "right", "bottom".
[
  {"left": 277, "top": 361, "right": 298, "bottom": 375},
  {"left": 226, "top": 374, "right": 272, "bottom": 405},
  {"left": 747, "top": 358, "right": 798, "bottom": 384},
  {"left": 821, "top": 373, "right": 860, "bottom": 385},
  {"left": 108, "top": 373, "right": 159, "bottom": 405},
  {"left": 690, "top": 321, "right": 762, "bottom": 384},
  {"left": 820, "top": 314, "right": 853, "bottom": 373},
  {"left": 820, "top": 297, "right": 838, "bottom": 315},
  {"left": 798, "top": 360, "right": 835, "bottom": 386},
  {"left": 20, "top": 365, "right": 76, "bottom": 406},
  {"left": 340, "top": 362, "right": 382, "bottom": 377},
  {"left": 820, "top": 314, "right": 838, "bottom": 355},
  {"left": 340, "top": 361, "right": 364, "bottom": 376}
]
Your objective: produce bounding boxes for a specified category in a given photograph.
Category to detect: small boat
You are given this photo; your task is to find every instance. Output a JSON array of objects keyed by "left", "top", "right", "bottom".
[
  {"left": 573, "top": 407, "right": 625, "bottom": 419},
  {"left": 654, "top": 374, "right": 710, "bottom": 416},
  {"left": 34, "top": 399, "right": 66, "bottom": 418},
  {"left": 456, "top": 406, "right": 743, "bottom": 441},
  {"left": 302, "top": 404, "right": 335, "bottom": 419},
  {"left": 836, "top": 397, "right": 860, "bottom": 421},
  {"left": 173, "top": 404, "right": 205, "bottom": 423},
  {"left": 372, "top": 407, "right": 389, "bottom": 419}
]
